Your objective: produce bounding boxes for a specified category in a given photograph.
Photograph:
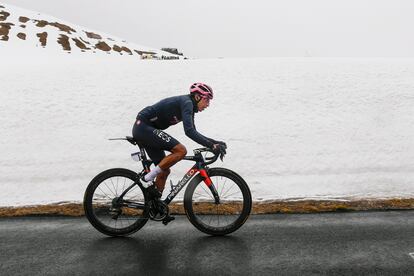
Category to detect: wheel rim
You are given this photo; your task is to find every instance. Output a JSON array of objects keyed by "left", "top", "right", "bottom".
[
  {"left": 191, "top": 175, "right": 245, "bottom": 230},
  {"left": 91, "top": 175, "right": 146, "bottom": 230}
]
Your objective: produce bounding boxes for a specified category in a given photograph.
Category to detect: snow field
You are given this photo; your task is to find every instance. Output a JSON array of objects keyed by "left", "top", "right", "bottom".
[{"left": 0, "top": 57, "right": 413, "bottom": 206}]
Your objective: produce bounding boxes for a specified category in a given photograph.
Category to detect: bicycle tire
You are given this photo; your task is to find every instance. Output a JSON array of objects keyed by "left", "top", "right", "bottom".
[
  {"left": 83, "top": 168, "right": 149, "bottom": 237},
  {"left": 184, "top": 168, "right": 252, "bottom": 236}
]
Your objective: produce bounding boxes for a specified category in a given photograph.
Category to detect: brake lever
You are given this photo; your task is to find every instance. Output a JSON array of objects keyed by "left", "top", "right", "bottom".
[
  {"left": 219, "top": 144, "right": 227, "bottom": 161},
  {"left": 219, "top": 152, "right": 226, "bottom": 161}
]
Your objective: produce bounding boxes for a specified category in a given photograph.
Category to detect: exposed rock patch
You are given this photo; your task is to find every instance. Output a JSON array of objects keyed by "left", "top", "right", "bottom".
[
  {"left": 57, "top": 34, "right": 71, "bottom": 51},
  {"left": 20, "top": 24, "right": 26, "bottom": 28},
  {"left": 36, "top": 32, "right": 47, "bottom": 46},
  {"left": 50, "top": 22, "right": 76, "bottom": 34},
  {"left": 72, "top": 38, "right": 90, "bottom": 50},
  {"left": 0, "top": 11, "right": 10, "bottom": 21},
  {"left": 35, "top": 19, "right": 76, "bottom": 34},
  {"left": 113, "top": 45, "right": 132, "bottom": 55},
  {"left": 79, "top": 37, "right": 90, "bottom": 45},
  {"left": 17, "top": 32, "right": 26, "bottom": 40},
  {"left": 19, "top": 16, "right": 30, "bottom": 23},
  {"left": 0, "top": 22, "right": 14, "bottom": 41},
  {"left": 95, "top": 41, "right": 111, "bottom": 51},
  {"left": 85, "top": 31, "right": 101, "bottom": 39},
  {"left": 0, "top": 5, "right": 4, "bottom": 8},
  {"left": 122, "top": 46, "right": 132, "bottom": 55},
  {"left": 113, "top": 44, "right": 122, "bottom": 52},
  {"left": 35, "top": 20, "right": 48, "bottom": 27}
]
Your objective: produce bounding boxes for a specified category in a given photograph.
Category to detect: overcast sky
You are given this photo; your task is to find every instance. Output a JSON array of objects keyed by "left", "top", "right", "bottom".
[{"left": 3, "top": 0, "right": 414, "bottom": 58}]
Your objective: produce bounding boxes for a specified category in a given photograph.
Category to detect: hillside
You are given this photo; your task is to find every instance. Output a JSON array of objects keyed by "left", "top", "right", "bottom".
[{"left": 0, "top": 3, "right": 182, "bottom": 59}]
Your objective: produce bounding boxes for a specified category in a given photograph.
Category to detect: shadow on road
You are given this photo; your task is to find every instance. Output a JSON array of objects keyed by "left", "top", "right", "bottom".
[
  {"left": 186, "top": 235, "right": 252, "bottom": 274},
  {"left": 80, "top": 234, "right": 252, "bottom": 274}
]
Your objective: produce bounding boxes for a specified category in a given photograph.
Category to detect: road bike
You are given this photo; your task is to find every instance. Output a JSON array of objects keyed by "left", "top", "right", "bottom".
[{"left": 83, "top": 136, "right": 252, "bottom": 236}]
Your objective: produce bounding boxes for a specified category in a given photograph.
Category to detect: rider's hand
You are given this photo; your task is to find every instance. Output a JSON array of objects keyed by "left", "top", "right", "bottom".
[
  {"left": 212, "top": 143, "right": 227, "bottom": 161},
  {"left": 215, "top": 140, "right": 227, "bottom": 149},
  {"left": 210, "top": 139, "right": 227, "bottom": 149}
]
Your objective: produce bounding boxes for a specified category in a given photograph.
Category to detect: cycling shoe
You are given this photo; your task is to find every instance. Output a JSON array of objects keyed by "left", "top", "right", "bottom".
[
  {"left": 144, "top": 184, "right": 162, "bottom": 199},
  {"left": 162, "top": 215, "right": 175, "bottom": 225}
]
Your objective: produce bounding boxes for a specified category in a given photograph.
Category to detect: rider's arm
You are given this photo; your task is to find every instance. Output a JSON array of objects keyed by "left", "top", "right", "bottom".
[{"left": 181, "top": 100, "right": 214, "bottom": 148}]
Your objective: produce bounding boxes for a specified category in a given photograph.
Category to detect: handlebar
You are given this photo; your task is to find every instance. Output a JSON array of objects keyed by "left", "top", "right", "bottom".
[{"left": 191, "top": 147, "right": 225, "bottom": 165}]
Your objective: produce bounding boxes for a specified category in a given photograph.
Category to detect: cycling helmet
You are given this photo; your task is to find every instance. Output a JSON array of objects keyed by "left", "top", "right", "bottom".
[{"left": 190, "top": 83, "right": 213, "bottom": 100}]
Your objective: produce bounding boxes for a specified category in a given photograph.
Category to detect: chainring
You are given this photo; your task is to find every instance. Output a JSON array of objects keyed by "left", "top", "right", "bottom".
[{"left": 148, "top": 199, "right": 169, "bottom": 221}]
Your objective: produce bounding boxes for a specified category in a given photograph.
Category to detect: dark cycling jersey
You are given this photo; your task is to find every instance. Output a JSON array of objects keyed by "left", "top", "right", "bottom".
[{"left": 136, "top": 95, "right": 215, "bottom": 148}]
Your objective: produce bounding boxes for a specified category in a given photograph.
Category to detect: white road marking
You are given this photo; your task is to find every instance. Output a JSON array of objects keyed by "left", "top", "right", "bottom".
[{"left": 409, "top": 253, "right": 414, "bottom": 260}]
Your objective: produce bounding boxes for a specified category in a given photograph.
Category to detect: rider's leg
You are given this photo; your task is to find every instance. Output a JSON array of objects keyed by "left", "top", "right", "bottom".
[
  {"left": 153, "top": 144, "right": 187, "bottom": 192},
  {"left": 154, "top": 168, "right": 170, "bottom": 193},
  {"left": 158, "top": 144, "right": 187, "bottom": 170},
  {"left": 143, "top": 144, "right": 186, "bottom": 182}
]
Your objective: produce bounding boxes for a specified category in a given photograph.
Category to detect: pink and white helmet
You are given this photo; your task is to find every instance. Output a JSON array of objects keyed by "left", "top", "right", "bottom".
[{"left": 190, "top": 83, "right": 214, "bottom": 100}]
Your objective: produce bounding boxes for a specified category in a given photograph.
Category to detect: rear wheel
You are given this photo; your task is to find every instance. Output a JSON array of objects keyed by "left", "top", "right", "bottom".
[
  {"left": 184, "top": 168, "right": 252, "bottom": 236},
  {"left": 83, "top": 168, "right": 148, "bottom": 236}
]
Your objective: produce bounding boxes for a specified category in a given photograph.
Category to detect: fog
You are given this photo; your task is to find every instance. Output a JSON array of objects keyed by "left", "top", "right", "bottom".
[{"left": 2, "top": 0, "right": 414, "bottom": 58}]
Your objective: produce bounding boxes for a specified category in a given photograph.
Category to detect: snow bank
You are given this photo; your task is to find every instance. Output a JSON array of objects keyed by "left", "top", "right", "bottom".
[{"left": 0, "top": 57, "right": 413, "bottom": 206}]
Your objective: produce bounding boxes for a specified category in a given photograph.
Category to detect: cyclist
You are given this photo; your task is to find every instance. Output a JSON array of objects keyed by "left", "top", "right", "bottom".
[{"left": 132, "top": 83, "right": 227, "bottom": 219}]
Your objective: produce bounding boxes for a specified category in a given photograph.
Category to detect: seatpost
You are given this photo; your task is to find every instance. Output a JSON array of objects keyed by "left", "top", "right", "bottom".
[{"left": 138, "top": 145, "right": 151, "bottom": 173}]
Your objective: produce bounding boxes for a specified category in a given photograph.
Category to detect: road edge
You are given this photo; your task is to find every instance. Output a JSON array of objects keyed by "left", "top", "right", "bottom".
[{"left": 1, "top": 198, "right": 413, "bottom": 217}]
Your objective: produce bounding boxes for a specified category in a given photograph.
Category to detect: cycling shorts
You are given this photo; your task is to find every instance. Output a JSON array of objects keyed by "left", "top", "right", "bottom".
[{"left": 132, "top": 118, "right": 180, "bottom": 165}]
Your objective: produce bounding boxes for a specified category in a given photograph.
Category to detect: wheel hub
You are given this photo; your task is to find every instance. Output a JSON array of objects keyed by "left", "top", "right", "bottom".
[{"left": 112, "top": 197, "right": 122, "bottom": 208}]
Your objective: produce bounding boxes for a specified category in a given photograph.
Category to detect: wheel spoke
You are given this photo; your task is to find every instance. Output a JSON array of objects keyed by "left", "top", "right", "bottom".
[
  {"left": 208, "top": 213, "right": 214, "bottom": 225},
  {"left": 128, "top": 184, "right": 139, "bottom": 194},
  {"left": 217, "top": 205, "right": 220, "bottom": 226},
  {"left": 110, "top": 177, "right": 118, "bottom": 197},
  {"left": 223, "top": 190, "right": 242, "bottom": 199},
  {"left": 199, "top": 184, "right": 215, "bottom": 201},
  {"left": 219, "top": 177, "right": 228, "bottom": 197},
  {"left": 103, "top": 180, "right": 116, "bottom": 197},
  {"left": 94, "top": 193, "right": 110, "bottom": 200},
  {"left": 97, "top": 187, "right": 112, "bottom": 200},
  {"left": 121, "top": 177, "right": 126, "bottom": 196},
  {"left": 221, "top": 183, "right": 236, "bottom": 198},
  {"left": 194, "top": 191, "right": 207, "bottom": 198}
]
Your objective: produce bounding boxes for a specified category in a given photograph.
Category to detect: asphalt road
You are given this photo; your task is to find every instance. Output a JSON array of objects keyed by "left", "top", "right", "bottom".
[{"left": 1, "top": 211, "right": 414, "bottom": 275}]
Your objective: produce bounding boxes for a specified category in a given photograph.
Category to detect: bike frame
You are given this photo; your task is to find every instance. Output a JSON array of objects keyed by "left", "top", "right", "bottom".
[{"left": 117, "top": 147, "right": 220, "bottom": 210}]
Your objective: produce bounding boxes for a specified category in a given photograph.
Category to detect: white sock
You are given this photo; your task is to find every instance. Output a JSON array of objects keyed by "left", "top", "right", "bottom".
[{"left": 144, "top": 165, "right": 163, "bottom": 182}]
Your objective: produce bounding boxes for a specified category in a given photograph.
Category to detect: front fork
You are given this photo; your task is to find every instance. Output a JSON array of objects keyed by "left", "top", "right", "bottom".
[{"left": 199, "top": 169, "right": 220, "bottom": 204}]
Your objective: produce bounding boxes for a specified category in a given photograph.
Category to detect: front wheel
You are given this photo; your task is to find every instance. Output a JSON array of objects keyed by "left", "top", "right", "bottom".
[{"left": 184, "top": 168, "right": 252, "bottom": 236}]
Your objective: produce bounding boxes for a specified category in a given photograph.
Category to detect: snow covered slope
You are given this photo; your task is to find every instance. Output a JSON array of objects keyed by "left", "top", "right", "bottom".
[
  {"left": 0, "top": 3, "right": 181, "bottom": 59},
  {"left": 1, "top": 56, "right": 413, "bottom": 206}
]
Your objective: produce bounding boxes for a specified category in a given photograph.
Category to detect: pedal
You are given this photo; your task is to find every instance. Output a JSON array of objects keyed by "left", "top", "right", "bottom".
[{"left": 162, "top": 215, "right": 175, "bottom": 225}]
